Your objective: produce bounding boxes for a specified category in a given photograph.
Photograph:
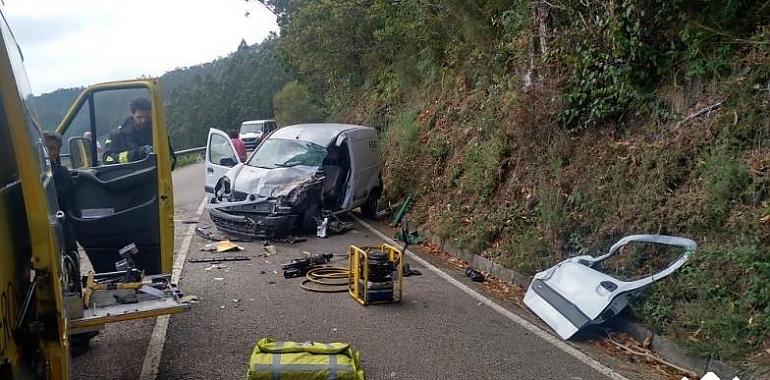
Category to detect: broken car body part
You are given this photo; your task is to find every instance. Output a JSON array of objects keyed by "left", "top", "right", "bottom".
[
  {"left": 204, "top": 124, "right": 383, "bottom": 239},
  {"left": 523, "top": 234, "right": 697, "bottom": 340},
  {"left": 216, "top": 240, "right": 243, "bottom": 252}
]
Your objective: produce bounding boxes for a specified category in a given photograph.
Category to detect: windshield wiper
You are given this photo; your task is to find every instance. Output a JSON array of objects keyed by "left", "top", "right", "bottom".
[{"left": 275, "top": 162, "right": 300, "bottom": 168}]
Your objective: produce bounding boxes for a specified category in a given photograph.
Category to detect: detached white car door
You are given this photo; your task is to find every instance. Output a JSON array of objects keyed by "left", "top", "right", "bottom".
[{"left": 205, "top": 127, "right": 240, "bottom": 196}]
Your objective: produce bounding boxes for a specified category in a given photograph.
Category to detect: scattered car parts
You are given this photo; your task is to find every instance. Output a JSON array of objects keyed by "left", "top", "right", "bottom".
[{"left": 523, "top": 234, "right": 696, "bottom": 340}]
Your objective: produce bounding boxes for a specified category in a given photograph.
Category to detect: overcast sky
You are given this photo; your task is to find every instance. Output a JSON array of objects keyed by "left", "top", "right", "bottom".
[{"left": 3, "top": 0, "right": 278, "bottom": 95}]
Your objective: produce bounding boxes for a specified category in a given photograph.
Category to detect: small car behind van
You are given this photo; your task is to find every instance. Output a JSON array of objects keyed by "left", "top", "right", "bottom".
[{"left": 239, "top": 119, "right": 278, "bottom": 150}]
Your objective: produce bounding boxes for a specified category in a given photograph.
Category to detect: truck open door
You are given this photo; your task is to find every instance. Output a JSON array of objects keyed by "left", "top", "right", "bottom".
[
  {"left": 204, "top": 127, "right": 240, "bottom": 197},
  {"left": 55, "top": 81, "right": 191, "bottom": 334},
  {"left": 56, "top": 81, "right": 174, "bottom": 275}
]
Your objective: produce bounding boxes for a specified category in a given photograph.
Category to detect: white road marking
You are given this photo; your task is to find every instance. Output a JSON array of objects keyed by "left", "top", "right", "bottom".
[
  {"left": 139, "top": 197, "right": 206, "bottom": 380},
  {"left": 352, "top": 215, "right": 630, "bottom": 380}
]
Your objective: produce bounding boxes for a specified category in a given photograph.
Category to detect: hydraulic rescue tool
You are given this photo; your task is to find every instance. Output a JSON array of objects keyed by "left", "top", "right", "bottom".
[{"left": 282, "top": 253, "right": 334, "bottom": 278}]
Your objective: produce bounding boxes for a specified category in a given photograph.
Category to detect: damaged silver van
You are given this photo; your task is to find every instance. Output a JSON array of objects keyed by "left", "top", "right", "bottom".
[{"left": 204, "top": 124, "right": 382, "bottom": 238}]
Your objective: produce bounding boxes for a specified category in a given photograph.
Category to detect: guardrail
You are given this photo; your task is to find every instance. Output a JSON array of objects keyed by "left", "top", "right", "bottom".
[{"left": 174, "top": 146, "right": 205, "bottom": 156}]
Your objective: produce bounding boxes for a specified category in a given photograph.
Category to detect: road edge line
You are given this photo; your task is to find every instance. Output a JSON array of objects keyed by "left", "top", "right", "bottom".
[
  {"left": 139, "top": 197, "right": 206, "bottom": 380},
  {"left": 352, "top": 215, "right": 630, "bottom": 380}
]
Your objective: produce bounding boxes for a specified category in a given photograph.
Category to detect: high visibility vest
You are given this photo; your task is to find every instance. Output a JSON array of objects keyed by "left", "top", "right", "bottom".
[{"left": 247, "top": 338, "right": 365, "bottom": 380}]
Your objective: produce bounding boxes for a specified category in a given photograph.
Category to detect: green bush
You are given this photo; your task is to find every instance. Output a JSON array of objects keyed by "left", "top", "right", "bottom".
[
  {"left": 701, "top": 147, "right": 751, "bottom": 222},
  {"left": 272, "top": 81, "right": 325, "bottom": 126},
  {"left": 637, "top": 244, "right": 770, "bottom": 359},
  {"left": 461, "top": 134, "right": 508, "bottom": 199}
]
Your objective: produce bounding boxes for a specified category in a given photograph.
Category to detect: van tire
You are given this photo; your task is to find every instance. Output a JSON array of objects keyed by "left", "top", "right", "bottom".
[{"left": 362, "top": 191, "right": 379, "bottom": 218}]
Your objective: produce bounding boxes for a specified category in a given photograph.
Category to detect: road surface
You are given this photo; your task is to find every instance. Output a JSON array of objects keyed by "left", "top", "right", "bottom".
[{"left": 72, "top": 162, "right": 662, "bottom": 380}]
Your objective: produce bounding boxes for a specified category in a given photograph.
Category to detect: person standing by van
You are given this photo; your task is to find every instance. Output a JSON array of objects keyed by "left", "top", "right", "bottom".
[{"left": 229, "top": 129, "right": 247, "bottom": 162}]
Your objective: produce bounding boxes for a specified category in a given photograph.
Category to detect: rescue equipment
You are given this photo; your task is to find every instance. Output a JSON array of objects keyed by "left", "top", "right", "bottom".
[
  {"left": 282, "top": 253, "right": 334, "bottom": 278},
  {"left": 348, "top": 244, "right": 404, "bottom": 305},
  {"left": 523, "top": 234, "right": 696, "bottom": 340},
  {"left": 247, "top": 338, "right": 365, "bottom": 380}
]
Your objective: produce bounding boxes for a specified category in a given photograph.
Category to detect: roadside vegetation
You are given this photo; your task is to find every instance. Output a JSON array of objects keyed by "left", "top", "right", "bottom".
[
  {"left": 29, "top": 0, "right": 770, "bottom": 366},
  {"left": 257, "top": 0, "right": 770, "bottom": 365}
]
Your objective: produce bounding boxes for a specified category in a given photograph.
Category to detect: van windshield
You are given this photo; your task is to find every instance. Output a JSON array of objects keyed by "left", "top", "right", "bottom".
[
  {"left": 240, "top": 123, "right": 262, "bottom": 134},
  {"left": 247, "top": 138, "right": 327, "bottom": 169}
]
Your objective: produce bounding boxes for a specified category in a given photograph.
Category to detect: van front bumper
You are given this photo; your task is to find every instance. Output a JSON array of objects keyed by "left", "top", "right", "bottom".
[{"left": 208, "top": 207, "right": 297, "bottom": 239}]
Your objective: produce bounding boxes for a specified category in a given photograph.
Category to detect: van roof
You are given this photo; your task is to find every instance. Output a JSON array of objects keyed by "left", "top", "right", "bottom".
[
  {"left": 241, "top": 119, "right": 275, "bottom": 125},
  {"left": 270, "top": 123, "right": 374, "bottom": 146}
]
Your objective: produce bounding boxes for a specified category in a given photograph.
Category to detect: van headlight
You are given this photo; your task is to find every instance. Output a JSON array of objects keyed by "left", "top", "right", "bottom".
[{"left": 214, "top": 176, "right": 232, "bottom": 202}]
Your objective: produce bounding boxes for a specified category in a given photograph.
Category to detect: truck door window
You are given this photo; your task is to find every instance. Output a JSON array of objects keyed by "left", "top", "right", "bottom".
[
  {"left": 61, "top": 88, "right": 152, "bottom": 168},
  {"left": 59, "top": 99, "right": 91, "bottom": 169}
]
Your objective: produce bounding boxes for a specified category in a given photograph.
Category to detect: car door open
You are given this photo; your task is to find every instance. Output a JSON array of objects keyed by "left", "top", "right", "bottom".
[{"left": 204, "top": 127, "right": 240, "bottom": 196}]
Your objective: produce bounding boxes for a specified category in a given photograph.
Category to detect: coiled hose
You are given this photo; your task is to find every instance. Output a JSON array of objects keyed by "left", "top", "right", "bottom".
[{"left": 300, "top": 267, "right": 350, "bottom": 293}]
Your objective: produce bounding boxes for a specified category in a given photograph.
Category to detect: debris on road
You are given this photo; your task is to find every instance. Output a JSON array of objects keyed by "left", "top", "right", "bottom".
[
  {"left": 196, "top": 225, "right": 251, "bottom": 242},
  {"left": 216, "top": 240, "right": 243, "bottom": 252},
  {"left": 204, "top": 264, "right": 227, "bottom": 271},
  {"left": 213, "top": 277, "right": 224, "bottom": 281},
  {"left": 523, "top": 234, "right": 696, "bottom": 340},
  {"left": 316, "top": 215, "right": 354, "bottom": 238},
  {"left": 403, "top": 263, "right": 422, "bottom": 277},
  {"left": 264, "top": 235, "right": 307, "bottom": 244},
  {"left": 263, "top": 245, "right": 277, "bottom": 256},
  {"left": 247, "top": 338, "right": 365, "bottom": 380},
  {"left": 464, "top": 267, "right": 485, "bottom": 282},
  {"left": 188, "top": 256, "right": 250, "bottom": 263}
]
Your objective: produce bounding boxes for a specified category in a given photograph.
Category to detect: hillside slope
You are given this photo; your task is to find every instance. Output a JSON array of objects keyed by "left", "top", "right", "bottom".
[{"left": 268, "top": 0, "right": 770, "bottom": 367}]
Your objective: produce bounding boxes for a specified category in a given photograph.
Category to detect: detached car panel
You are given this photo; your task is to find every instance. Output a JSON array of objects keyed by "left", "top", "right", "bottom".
[
  {"left": 523, "top": 234, "right": 696, "bottom": 340},
  {"left": 205, "top": 124, "right": 382, "bottom": 238}
]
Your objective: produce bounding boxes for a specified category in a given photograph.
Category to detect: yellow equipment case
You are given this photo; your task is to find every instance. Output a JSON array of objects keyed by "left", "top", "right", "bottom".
[{"left": 247, "top": 338, "right": 365, "bottom": 380}]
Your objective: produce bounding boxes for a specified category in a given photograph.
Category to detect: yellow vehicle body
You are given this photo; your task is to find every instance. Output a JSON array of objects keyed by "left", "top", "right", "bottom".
[
  {"left": 0, "top": 11, "right": 69, "bottom": 379},
  {"left": 0, "top": 8, "right": 186, "bottom": 380}
]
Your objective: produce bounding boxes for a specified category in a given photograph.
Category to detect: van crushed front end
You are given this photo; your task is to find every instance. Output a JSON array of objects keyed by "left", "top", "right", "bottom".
[{"left": 207, "top": 168, "right": 324, "bottom": 239}]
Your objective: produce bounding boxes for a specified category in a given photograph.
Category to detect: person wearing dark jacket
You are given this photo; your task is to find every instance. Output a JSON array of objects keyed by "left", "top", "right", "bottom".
[
  {"left": 43, "top": 132, "right": 80, "bottom": 291},
  {"left": 103, "top": 97, "right": 176, "bottom": 167}
]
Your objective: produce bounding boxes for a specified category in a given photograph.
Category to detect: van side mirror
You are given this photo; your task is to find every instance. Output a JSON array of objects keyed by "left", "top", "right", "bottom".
[
  {"left": 68, "top": 137, "right": 92, "bottom": 169},
  {"left": 220, "top": 157, "right": 237, "bottom": 167}
]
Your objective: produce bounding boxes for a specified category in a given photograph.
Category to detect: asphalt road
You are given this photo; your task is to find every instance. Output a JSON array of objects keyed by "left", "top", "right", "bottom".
[{"left": 72, "top": 162, "right": 662, "bottom": 380}]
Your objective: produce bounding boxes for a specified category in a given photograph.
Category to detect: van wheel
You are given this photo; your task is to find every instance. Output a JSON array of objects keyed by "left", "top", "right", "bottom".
[{"left": 362, "top": 191, "right": 379, "bottom": 218}]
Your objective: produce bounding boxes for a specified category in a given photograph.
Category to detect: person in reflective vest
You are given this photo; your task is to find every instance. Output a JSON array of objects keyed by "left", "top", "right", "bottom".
[{"left": 103, "top": 97, "right": 176, "bottom": 167}]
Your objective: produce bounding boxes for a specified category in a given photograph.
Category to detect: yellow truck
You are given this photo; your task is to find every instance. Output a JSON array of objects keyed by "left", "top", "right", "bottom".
[{"left": 0, "top": 10, "right": 190, "bottom": 380}]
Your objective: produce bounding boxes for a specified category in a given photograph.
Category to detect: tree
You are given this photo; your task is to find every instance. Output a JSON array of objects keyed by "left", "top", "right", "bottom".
[{"left": 272, "top": 81, "right": 324, "bottom": 126}]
